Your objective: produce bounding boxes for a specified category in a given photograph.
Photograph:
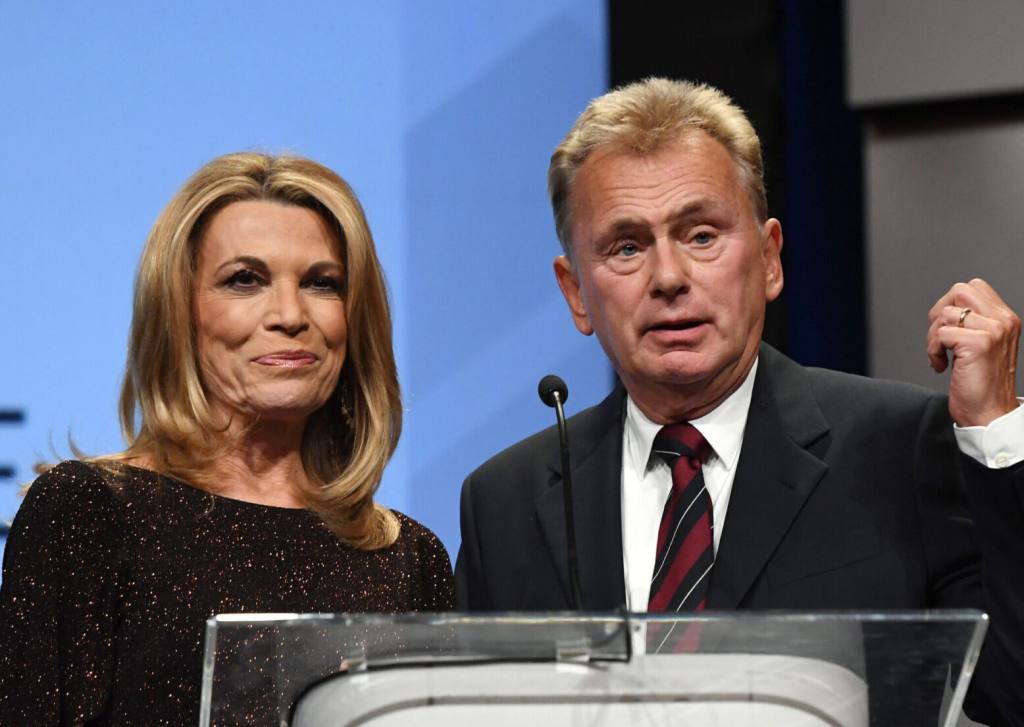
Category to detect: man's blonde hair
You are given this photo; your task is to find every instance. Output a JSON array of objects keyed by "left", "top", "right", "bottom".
[
  {"left": 113, "top": 152, "right": 401, "bottom": 549},
  {"left": 548, "top": 77, "right": 767, "bottom": 255}
]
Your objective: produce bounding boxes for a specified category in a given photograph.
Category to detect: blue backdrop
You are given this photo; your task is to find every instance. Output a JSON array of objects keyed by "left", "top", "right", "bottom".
[{"left": 0, "top": 1, "right": 609, "bottom": 561}]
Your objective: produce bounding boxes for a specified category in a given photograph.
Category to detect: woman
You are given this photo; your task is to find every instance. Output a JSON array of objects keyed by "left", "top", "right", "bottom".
[{"left": 0, "top": 153, "right": 454, "bottom": 725}]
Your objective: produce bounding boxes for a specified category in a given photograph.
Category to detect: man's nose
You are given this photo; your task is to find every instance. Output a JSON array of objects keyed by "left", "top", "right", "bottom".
[
  {"left": 265, "top": 283, "right": 309, "bottom": 334},
  {"left": 649, "top": 238, "right": 690, "bottom": 297}
]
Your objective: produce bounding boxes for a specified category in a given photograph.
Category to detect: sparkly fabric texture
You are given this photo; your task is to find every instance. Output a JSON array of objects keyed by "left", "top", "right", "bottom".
[{"left": 0, "top": 460, "right": 454, "bottom": 726}]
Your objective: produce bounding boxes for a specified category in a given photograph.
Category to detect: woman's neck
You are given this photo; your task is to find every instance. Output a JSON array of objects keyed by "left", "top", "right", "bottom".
[
  {"left": 125, "top": 415, "right": 315, "bottom": 508},
  {"left": 210, "top": 419, "right": 310, "bottom": 508}
]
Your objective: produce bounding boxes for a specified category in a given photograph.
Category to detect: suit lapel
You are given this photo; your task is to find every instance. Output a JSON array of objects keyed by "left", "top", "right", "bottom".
[
  {"left": 707, "top": 345, "right": 831, "bottom": 609},
  {"left": 535, "top": 388, "right": 627, "bottom": 610}
]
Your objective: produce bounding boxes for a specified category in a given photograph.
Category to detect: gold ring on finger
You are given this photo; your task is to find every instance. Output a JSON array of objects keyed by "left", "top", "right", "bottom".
[{"left": 958, "top": 307, "right": 972, "bottom": 327}]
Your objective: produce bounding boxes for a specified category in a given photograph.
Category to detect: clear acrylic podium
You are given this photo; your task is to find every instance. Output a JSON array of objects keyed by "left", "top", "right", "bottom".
[{"left": 199, "top": 610, "right": 987, "bottom": 727}]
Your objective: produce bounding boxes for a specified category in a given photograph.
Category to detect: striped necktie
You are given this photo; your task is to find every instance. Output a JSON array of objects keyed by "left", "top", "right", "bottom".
[{"left": 648, "top": 423, "right": 714, "bottom": 612}]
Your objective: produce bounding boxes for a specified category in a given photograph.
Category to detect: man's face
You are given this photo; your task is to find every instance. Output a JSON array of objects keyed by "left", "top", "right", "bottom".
[{"left": 554, "top": 130, "right": 783, "bottom": 422}]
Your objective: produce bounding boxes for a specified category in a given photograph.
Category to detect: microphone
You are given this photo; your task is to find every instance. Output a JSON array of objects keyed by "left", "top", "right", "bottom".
[
  {"left": 537, "top": 374, "right": 584, "bottom": 611},
  {"left": 538, "top": 374, "right": 568, "bottom": 408}
]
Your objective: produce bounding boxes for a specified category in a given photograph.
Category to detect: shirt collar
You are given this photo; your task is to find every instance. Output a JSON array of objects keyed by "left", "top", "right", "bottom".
[{"left": 624, "top": 357, "right": 758, "bottom": 475}]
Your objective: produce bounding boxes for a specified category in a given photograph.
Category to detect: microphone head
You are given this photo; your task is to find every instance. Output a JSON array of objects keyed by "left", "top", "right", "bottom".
[{"left": 538, "top": 374, "right": 569, "bottom": 408}]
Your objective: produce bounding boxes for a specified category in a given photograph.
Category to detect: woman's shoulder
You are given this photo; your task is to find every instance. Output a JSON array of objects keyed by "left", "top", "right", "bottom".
[
  {"left": 388, "top": 510, "right": 455, "bottom": 609},
  {"left": 389, "top": 511, "right": 452, "bottom": 565},
  {"left": 23, "top": 459, "right": 155, "bottom": 516},
  {"left": 26, "top": 459, "right": 119, "bottom": 501},
  {"left": 8, "top": 461, "right": 141, "bottom": 568},
  {"left": 391, "top": 510, "right": 445, "bottom": 549}
]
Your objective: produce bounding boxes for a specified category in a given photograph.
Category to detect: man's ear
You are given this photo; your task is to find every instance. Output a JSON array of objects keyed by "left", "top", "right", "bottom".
[
  {"left": 554, "top": 255, "right": 594, "bottom": 335},
  {"left": 762, "top": 218, "right": 784, "bottom": 302}
]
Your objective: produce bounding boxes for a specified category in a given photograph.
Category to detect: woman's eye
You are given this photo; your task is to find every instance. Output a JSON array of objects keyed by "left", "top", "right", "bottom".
[
  {"left": 307, "top": 276, "right": 344, "bottom": 294},
  {"left": 225, "top": 269, "right": 263, "bottom": 289}
]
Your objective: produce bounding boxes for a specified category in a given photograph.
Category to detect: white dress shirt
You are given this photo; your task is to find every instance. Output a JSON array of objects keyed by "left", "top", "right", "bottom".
[
  {"left": 621, "top": 360, "right": 758, "bottom": 612},
  {"left": 620, "top": 358, "right": 1024, "bottom": 613}
]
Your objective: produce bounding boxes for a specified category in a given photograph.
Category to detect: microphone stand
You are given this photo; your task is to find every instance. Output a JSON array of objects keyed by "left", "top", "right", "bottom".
[
  {"left": 550, "top": 389, "right": 584, "bottom": 611},
  {"left": 538, "top": 375, "right": 584, "bottom": 611}
]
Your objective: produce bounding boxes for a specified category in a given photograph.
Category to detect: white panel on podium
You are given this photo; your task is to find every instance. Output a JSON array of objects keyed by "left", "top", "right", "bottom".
[{"left": 294, "top": 655, "right": 867, "bottom": 727}]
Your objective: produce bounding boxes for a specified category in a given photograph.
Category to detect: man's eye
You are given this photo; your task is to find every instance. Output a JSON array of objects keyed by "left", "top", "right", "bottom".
[
  {"left": 225, "top": 269, "right": 263, "bottom": 288},
  {"left": 617, "top": 242, "right": 640, "bottom": 257},
  {"left": 693, "top": 231, "right": 715, "bottom": 245}
]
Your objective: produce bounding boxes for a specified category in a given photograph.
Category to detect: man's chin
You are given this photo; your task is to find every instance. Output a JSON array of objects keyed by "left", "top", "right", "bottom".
[
  {"left": 623, "top": 349, "right": 749, "bottom": 393},
  {"left": 649, "top": 351, "right": 719, "bottom": 385},
  {"left": 623, "top": 363, "right": 716, "bottom": 393}
]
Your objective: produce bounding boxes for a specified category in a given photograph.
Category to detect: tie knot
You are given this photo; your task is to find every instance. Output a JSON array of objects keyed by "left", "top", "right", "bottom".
[{"left": 652, "top": 422, "right": 711, "bottom": 467}]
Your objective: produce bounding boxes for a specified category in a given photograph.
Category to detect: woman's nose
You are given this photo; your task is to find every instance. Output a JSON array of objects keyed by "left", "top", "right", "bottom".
[{"left": 265, "top": 284, "right": 309, "bottom": 334}]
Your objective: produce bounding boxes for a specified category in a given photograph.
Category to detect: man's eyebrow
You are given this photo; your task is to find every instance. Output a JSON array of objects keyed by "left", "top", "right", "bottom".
[
  {"left": 601, "top": 199, "right": 720, "bottom": 235},
  {"left": 665, "top": 199, "right": 721, "bottom": 224},
  {"left": 604, "top": 217, "right": 647, "bottom": 236}
]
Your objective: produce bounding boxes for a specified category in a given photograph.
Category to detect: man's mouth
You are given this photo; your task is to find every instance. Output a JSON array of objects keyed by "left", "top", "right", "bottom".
[{"left": 648, "top": 319, "right": 706, "bottom": 332}]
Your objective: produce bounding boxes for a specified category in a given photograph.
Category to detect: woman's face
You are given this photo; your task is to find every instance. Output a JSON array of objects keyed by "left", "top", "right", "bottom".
[{"left": 193, "top": 199, "right": 348, "bottom": 426}]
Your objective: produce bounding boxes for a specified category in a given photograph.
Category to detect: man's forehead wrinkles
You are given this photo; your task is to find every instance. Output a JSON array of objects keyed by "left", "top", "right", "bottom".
[
  {"left": 590, "top": 163, "right": 729, "bottom": 202},
  {"left": 590, "top": 180, "right": 694, "bottom": 214}
]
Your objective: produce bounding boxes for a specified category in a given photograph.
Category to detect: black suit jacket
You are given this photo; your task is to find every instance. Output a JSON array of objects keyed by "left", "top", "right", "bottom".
[{"left": 456, "top": 344, "right": 1024, "bottom": 723}]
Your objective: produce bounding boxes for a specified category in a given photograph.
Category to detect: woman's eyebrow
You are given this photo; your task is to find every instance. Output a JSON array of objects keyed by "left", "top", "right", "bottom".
[{"left": 214, "top": 255, "right": 268, "bottom": 275}]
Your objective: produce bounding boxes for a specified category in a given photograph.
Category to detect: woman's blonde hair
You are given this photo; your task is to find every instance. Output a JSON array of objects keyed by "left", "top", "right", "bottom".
[
  {"left": 548, "top": 77, "right": 767, "bottom": 256},
  {"left": 110, "top": 152, "right": 401, "bottom": 549}
]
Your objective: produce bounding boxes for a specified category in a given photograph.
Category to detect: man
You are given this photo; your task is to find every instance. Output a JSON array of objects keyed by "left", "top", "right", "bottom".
[{"left": 455, "top": 79, "right": 1024, "bottom": 723}]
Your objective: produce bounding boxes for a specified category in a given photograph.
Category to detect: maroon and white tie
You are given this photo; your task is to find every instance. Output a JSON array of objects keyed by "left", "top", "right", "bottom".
[{"left": 647, "top": 423, "right": 714, "bottom": 612}]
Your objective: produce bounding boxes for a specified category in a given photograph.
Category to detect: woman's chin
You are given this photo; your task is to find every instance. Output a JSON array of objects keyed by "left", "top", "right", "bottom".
[{"left": 218, "top": 396, "right": 331, "bottom": 429}]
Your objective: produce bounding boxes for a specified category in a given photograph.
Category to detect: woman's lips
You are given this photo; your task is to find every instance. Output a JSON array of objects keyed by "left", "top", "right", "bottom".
[{"left": 254, "top": 351, "right": 319, "bottom": 367}]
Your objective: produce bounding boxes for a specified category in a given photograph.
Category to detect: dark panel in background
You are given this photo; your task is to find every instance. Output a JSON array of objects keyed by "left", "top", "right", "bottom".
[
  {"left": 0, "top": 408, "right": 24, "bottom": 537},
  {"left": 608, "top": 0, "right": 866, "bottom": 373},
  {"left": 609, "top": 0, "right": 787, "bottom": 350},
  {"left": 781, "top": 0, "right": 865, "bottom": 373},
  {"left": 0, "top": 409, "right": 24, "bottom": 482}
]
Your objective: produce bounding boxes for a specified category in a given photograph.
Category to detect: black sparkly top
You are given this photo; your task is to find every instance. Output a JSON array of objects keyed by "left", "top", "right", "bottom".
[{"left": 0, "top": 460, "right": 454, "bottom": 726}]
